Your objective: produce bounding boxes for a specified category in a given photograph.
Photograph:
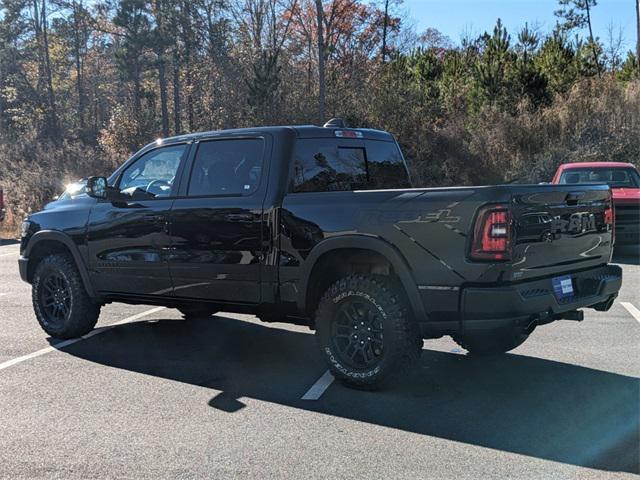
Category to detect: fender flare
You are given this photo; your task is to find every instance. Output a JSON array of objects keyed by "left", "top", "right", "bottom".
[
  {"left": 24, "top": 230, "right": 98, "bottom": 299},
  {"left": 297, "top": 235, "right": 426, "bottom": 320}
]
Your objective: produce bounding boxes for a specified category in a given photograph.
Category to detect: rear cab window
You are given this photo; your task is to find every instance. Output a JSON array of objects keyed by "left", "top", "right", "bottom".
[
  {"left": 560, "top": 167, "right": 640, "bottom": 188},
  {"left": 291, "top": 137, "right": 410, "bottom": 193},
  {"left": 363, "top": 140, "right": 411, "bottom": 190}
]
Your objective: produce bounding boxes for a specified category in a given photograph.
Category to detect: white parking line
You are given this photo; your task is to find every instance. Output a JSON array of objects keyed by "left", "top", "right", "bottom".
[
  {"left": 0, "top": 252, "right": 17, "bottom": 257},
  {"left": 0, "top": 306, "right": 165, "bottom": 371},
  {"left": 301, "top": 370, "right": 335, "bottom": 400},
  {"left": 620, "top": 302, "right": 640, "bottom": 323},
  {"left": 0, "top": 293, "right": 7, "bottom": 297}
]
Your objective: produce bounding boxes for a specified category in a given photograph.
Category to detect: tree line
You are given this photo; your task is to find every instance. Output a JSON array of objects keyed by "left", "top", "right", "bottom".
[{"left": 0, "top": 0, "right": 639, "bottom": 228}]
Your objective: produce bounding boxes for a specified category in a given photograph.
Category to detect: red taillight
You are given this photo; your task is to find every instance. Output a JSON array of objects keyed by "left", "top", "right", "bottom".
[
  {"left": 604, "top": 206, "right": 613, "bottom": 225},
  {"left": 470, "top": 206, "right": 512, "bottom": 261},
  {"left": 605, "top": 203, "right": 614, "bottom": 243}
]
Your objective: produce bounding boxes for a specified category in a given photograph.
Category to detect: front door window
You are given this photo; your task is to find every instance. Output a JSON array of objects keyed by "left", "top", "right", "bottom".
[{"left": 119, "top": 144, "right": 188, "bottom": 199}]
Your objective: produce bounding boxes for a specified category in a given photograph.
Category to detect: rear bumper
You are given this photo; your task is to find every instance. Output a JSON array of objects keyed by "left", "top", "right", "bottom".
[{"left": 461, "top": 264, "right": 622, "bottom": 331}]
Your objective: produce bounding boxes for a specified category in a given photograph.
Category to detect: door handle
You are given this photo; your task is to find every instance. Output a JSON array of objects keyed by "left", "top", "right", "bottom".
[
  {"left": 565, "top": 192, "right": 585, "bottom": 205},
  {"left": 224, "top": 213, "right": 254, "bottom": 222}
]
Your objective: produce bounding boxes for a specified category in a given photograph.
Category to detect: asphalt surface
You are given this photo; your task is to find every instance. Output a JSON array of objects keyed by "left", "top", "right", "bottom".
[{"left": 0, "top": 239, "right": 638, "bottom": 479}]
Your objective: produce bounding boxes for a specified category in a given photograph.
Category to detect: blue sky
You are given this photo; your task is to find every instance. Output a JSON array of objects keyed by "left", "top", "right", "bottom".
[{"left": 403, "top": 0, "right": 637, "bottom": 52}]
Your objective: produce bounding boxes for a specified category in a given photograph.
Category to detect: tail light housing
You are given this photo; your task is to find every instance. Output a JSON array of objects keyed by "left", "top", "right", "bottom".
[{"left": 470, "top": 206, "right": 512, "bottom": 261}]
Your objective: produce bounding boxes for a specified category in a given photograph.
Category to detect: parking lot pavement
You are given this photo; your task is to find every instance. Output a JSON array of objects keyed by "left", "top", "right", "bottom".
[{"left": 0, "top": 241, "right": 638, "bottom": 479}]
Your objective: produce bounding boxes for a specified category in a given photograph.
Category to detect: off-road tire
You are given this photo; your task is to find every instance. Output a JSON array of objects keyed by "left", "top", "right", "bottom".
[
  {"left": 32, "top": 253, "right": 100, "bottom": 339},
  {"left": 178, "top": 305, "right": 218, "bottom": 320},
  {"left": 453, "top": 328, "right": 529, "bottom": 356},
  {"left": 315, "top": 274, "right": 422, "bottom": 390}
]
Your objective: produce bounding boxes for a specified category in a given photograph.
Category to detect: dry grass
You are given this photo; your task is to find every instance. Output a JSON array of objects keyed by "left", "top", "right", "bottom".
[{"left": 0, "top": 132, "right": 119, "bottom": 234}]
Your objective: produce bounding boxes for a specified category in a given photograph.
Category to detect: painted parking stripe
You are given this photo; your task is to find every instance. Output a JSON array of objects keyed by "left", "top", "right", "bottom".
[
  {"left": 0, "top": 293, "right": 7, "bottom": 297},
  {"left": 620, "top": 302, "right": 640, "bottom": 323},
  {"left": 301, "top": 370, "right": 335, "bottom": 400},
  {"left": 0, "top": 307, "right": 165, "bottom": 371},
  {"left": 0, "top": 252, "right": 17, "bottom": 257}
]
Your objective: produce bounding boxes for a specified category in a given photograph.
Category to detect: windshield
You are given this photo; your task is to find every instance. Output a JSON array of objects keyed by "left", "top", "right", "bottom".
[{"left": 559, "top": 167, "right": 640, "bottom": 188}]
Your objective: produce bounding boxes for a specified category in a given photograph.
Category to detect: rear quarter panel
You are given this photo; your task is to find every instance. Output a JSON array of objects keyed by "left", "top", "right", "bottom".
[
  {"left": 279, "top": 187, "right": 500, "bottom": 298},
  {"left": 280, "top": 184, "right": 614, "bottom": 320}
]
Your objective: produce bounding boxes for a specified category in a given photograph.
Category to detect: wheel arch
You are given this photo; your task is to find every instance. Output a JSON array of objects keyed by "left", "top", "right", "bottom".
[
  {"left": 297, "top": 235, "right": 426, "bottom": 321},
  {"left": 24, "top": 230, "right": 98, "bottom": 299}
]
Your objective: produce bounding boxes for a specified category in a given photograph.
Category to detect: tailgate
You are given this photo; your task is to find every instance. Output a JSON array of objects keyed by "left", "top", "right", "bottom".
[{"left": 509, "top": 184, "right": 613, "bottom": 280}]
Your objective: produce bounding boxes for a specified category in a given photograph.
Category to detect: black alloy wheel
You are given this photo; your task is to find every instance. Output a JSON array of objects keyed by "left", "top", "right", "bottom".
[
  {"left": 331, "top": 298, "right": 385, "bottom": 369},
  {"left": 39, "top": 272, "right": 72, "bottom": 329}
]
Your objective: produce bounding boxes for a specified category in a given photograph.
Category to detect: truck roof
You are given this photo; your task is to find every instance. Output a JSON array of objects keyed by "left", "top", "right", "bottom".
[
  {"left": 557, "top": 161, "right": 637, "bottom": 170},
  {"left": 148, "top": 125, "right": 395, "bottom": 148}
]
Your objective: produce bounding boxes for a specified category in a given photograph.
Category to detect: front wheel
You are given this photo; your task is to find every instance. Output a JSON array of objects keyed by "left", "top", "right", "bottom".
[
  {"left": 315, "top": 274, "right": 422, "bottom": 390},
  {"left": 32, "top": 254, "right": 100, "bottom": 339}
]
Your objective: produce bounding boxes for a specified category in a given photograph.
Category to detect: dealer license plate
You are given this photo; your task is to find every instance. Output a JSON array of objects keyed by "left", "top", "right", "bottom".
[{"left": 552, "top": 275, "right": 574, "bottom": 300}]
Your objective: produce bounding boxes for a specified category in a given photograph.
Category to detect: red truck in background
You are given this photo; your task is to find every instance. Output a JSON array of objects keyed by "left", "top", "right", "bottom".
[{"left": 552, "top": 162, "right": 640, "bottom": 246}]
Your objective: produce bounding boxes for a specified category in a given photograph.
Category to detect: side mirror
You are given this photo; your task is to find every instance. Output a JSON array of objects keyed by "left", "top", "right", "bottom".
[{"left": 86, "top": 176, "right": 108, "bottom": 199}]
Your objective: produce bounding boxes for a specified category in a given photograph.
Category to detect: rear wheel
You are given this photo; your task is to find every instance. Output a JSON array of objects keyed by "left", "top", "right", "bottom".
[
  {"left": 315, "top": 274, "right": 421, "bottom": 390},
  {"left": 32, "top": 254, "right": 100, "bottom": 339},
  {"left": 453, "top": 327, "right": 529, "bottom": 356}
]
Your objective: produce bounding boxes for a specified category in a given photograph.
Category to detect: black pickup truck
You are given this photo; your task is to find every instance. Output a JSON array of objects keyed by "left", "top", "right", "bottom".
[{"left": 19, "top": 122, "right": 622, "bottom": 389}]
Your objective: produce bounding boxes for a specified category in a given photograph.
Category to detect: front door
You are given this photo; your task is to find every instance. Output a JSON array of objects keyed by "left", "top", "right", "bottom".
[
  {"left": 87, "top": 143, "right": 190, "bottom": 296},
  {"left": 169, "top": 136, "right": 268, "bottom": 304}
]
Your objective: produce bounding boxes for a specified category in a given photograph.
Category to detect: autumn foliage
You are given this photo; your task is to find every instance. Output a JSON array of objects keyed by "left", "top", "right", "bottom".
[{"left": 0, "top": 0, "right": 638, "bottom": 232}]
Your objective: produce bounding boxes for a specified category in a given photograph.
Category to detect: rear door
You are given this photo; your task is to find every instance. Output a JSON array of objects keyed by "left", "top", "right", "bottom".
[{"left": 168, "top": 136, "right": 269, "bottom": 304}]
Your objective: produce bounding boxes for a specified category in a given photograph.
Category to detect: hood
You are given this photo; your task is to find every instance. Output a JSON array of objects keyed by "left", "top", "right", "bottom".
[{"left": 612, "top": 187, "right": 640, "bottom": 204}]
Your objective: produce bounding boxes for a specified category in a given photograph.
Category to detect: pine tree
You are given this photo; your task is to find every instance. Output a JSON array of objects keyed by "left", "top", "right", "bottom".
[{"left": 555, "top": 0, "right": 601, "bottom": 75}]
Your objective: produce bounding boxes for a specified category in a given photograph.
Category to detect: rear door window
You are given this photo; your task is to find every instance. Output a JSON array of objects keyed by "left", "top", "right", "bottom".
[{"left": 187, "top": 138, "right": 264, "bottom": 197}]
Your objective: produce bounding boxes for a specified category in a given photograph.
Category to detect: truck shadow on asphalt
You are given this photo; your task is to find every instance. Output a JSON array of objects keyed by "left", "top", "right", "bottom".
[{"left": 59, "top": 315, "right": 639, "bottom": 474}]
